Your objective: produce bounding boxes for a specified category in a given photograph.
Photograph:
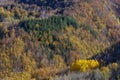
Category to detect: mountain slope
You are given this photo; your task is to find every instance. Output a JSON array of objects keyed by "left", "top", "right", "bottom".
[{"left": 0, "top": 0, "right": 120, "bottom": 80}]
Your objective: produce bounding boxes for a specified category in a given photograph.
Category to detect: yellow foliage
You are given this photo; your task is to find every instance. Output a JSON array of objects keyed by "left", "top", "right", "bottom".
[
  {"left": 33, "top": 55, "right": 66, "bottom": 79},
  {"left": 101, "top": 67, "right": 110, "bottom": 72},
  {"left": 66, "top": 26, "right": 75, "bottom": 34},
  {"left": 33, "top": 67, "right": 58, "bottom": 79},
  {"left": 9, "top": 37, "right": 25, "bottom": 58},
  {"left": 70, "top": 60, "right": 99, "bottom": 72},
  {"left": 22, "top": 53, "right": 37, "bottom": 73},
  {"left": 7, "top": 72, "right": 32, "bottom": 80},
  {"left": 109, "top": 63, "right": 118, "bottom": 70},
  {"left": 0, "top": 53, "right": 12, "bottom": 78},
  {"left": 53, "top": 55, "right": 66, "bottom": 68},
  {"left": 0, "top": 7, "right": 5, "bottom": 14}
]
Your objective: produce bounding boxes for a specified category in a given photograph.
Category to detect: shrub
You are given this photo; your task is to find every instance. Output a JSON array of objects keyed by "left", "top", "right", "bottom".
[
  {"left": 84, "top": 24, "right": 98, "bottom": 39},
  {"left": 101, "top": 67, "right": 110, "bottom": 72},
  {"left": 70, "top": 60, "right": 99, "bottom": 72},
  {"left": 5, "top": 72, "right": 32, "bottom": 80},
  {"left": 109, "top": 63, "right": 118, "bottom": 70}
]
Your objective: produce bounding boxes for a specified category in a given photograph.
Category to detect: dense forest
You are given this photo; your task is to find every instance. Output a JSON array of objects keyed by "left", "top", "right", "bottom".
[{"left": 0, "top": 0, "right": 120, "bottom": 80}]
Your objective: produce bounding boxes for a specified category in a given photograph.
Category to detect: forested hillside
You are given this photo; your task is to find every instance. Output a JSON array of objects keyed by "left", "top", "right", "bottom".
[{"left": 0, "top": 0, "right": 120, "bottom": 80}]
